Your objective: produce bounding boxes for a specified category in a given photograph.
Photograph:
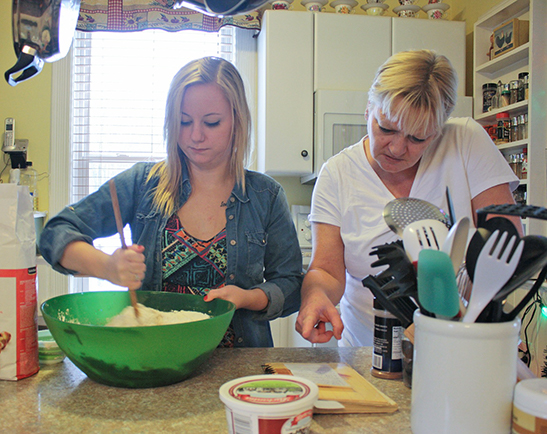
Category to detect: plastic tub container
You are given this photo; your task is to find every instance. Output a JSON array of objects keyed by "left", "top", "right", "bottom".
[
  {"left": 512, "top": 378, "right": 547, "bottom": 433},
  {"left": 219, "top": 374, "right": 319, "bottom": 434}
]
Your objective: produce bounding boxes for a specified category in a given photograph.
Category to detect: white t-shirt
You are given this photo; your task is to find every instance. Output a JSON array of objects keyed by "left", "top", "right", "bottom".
[{"left": 309, "top": 117, "right": 519, "bottom": 347}]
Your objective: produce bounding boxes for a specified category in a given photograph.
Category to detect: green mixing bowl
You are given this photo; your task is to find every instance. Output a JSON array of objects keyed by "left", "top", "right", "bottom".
[{"left": 41, "top": 291, "right": 235, "bottom": 388}]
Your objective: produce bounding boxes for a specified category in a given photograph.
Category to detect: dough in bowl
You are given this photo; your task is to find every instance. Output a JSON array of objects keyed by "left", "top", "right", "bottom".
[{"left": 106, "top": 303, "right": 210, "bottom": 327}]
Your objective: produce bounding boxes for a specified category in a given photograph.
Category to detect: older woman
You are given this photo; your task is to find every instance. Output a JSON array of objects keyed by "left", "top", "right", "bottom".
[
  {"left": 40, "top": 56, "right": 303, "bottom": 347},
  {"left": 296, "top": 50, "right": 520, "bottom": 347}
]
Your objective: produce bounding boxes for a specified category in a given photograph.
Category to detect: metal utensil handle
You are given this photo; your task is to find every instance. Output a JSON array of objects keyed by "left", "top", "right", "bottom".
[{"left": 477, "top": 204, "right": 547, "bottom": 227}]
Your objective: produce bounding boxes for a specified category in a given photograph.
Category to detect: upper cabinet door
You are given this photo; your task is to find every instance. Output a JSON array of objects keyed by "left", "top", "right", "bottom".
[
  {"left": 314, "top": 14, "right": 392, "bottom": 92},
  {"left": 392, "top": 18, "right": 466, "bottom": 96},
  {"left": 257, "top": 11, "right": 314, "bottom": 176}
]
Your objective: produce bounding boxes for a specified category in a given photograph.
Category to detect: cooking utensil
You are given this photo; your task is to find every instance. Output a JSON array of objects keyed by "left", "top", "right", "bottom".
[
  {"left": 6, "top": 0, "right": 81, "bottom": 86},
  {"left": 41, "top": 291, "right": 235, "bottom": 388},
  {"left": 417, "top": 249, "right": 460, "bottom": 318},
  {"left": 497, "top": 267, "right": 547, "bottom": 322},
  {"left": 465, "top": 216, "right": 520, "bottom": 282},
  {"left": 462, "top": 230, "right": 524, "bottom": 323},
  {"left": 370, "top": 241, "right": 417, "bottom": 301},
  {"left": 493, "top": 235, "right": 547, "bottom": 304},
  {"left": 361, "top": 274, "right": 418, "bottom": 328},
  {"left": 402, "top": 219, "right": 448, "bottom": 263},
  {"left": 109, "top": 179, "right": 139, "bottom": 318},
  {"left": 476, "top": 203, "right": 547, "bottom": 228},
  {"left": 442, "top": 216, "right": 470, "bottom": 275},
  {"left": 383, "top": 198, "right": 450, "bottom": 237},
  {"left": 445, "top": 186, "right": 456, "bottom": 227}
]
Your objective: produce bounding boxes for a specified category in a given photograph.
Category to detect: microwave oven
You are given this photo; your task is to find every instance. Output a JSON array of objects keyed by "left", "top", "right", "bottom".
[
  {"left": 301, "top": 89, "right": 368, "bottom": 184},
  {"left": 301, "top": 91, "right": 473, "bottom": 184}
]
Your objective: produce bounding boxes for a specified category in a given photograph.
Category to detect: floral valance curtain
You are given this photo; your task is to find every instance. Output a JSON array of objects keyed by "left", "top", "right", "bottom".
[{"left": 77, "top": 0, "right": 262, "bottom": 32}]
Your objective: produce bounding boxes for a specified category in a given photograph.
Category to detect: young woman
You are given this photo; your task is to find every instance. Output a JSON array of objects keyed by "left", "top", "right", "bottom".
[{"left": 40, "top": 57, "right": 303, "bottom": 347}]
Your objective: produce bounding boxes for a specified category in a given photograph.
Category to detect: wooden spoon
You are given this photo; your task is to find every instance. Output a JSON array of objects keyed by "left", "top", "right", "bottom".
[{"left": 109, "top": 179, "right": 139, "bottom": 318}]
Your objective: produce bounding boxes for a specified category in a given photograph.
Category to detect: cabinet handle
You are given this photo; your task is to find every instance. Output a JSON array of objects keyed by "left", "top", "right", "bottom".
[{"left": 301, "top": 150, "right": 309, "bottom": 158}]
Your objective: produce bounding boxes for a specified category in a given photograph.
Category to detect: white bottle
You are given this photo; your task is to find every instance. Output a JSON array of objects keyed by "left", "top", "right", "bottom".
[{"left": 19, "top": 162, "right": 38, "bottom": 211}]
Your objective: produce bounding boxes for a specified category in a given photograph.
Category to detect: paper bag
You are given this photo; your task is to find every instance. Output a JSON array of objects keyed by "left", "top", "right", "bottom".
[{"left": 0, "top": 184, "right": 39, "bottom": 381}]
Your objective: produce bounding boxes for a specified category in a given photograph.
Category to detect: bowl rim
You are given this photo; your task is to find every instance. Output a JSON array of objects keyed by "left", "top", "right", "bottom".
[{"left": 40, "top": 290, "right": 236, "bottom": 330}]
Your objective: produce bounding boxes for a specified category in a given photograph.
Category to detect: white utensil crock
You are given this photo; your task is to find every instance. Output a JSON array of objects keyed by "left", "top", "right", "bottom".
[{"left": 411, "top": 311, "right": 520, "bottom": 434}]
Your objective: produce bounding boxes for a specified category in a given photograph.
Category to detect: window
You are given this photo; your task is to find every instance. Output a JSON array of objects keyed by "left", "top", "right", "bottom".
[{"left": 46, "top": 27, "right": 257, "bottom": 299}]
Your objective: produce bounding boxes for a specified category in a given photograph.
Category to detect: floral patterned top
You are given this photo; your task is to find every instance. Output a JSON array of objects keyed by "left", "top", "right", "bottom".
[{"left": 162, "top": 213, "right": 234, "bottom": 347}]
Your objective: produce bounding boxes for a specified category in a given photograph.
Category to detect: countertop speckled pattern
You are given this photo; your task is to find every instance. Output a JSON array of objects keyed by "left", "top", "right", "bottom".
[{"left": 1, "top": 347, "right": 411, "bottom": 433}]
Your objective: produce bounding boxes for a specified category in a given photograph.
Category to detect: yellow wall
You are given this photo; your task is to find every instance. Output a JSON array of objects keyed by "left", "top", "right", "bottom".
[
  {"left": 0, "top": 2, "right": 51, "bottom": 212},
  {"left": 0, "top": 1, "right": 505, "bottom": 213}
]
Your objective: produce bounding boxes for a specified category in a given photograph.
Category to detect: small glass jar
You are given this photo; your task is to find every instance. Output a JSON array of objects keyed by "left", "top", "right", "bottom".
[
  {"left": 482, "top": 83, "right": 498, "bottom": 112},
  {"left": 501, "top": 84, "right": 511, "bottom": 107},
  {"left": 518, "top": 72, "right": 529, "bottom": 101},
  {"left": 511, "top": 116, "right": 519, "bottom": 142},
  {"left": 510, "top": 80, "right": 521, "bottom": 105},
  {"left": 496, "top": 112, "right": 511, "bottom": 144},
  {"left": 518, "top": 114, "right": 527, "bottom": 141}
]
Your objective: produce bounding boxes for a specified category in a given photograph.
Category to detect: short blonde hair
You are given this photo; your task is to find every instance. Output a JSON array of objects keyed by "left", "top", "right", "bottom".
[
  {"left": 368, "top": 50, "right": 458, "bottom": 137},
  {"left": 149, "top": 57, "right": 251, "bottom": 216}
]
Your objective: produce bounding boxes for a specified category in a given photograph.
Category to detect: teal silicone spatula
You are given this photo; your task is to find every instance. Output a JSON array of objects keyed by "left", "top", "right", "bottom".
[{"left": 417, "top": 249, "right": 461, "bottom": 319}]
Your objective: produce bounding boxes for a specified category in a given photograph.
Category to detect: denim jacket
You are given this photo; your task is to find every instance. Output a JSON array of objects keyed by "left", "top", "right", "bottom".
[{"left": 40, "top": 162, "right": 303, "bottom": 347}]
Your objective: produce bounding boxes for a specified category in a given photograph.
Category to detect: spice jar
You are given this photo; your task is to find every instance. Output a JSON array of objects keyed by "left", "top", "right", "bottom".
[
  {"left": 482, "top": 83, "right": 498, "bottom": 112},
  {"left": 518, "top": 72, "right": 529, "bottom": 101},
  {"left": 518, "top": 114, "right": 527, "bottom": 141},
  {"left": 508, "top": 154, "right": 522, "bottom": 178},
  {"left": 521, "top": 148, "right": 528, "bottom": 179},
  {"left": 510, "top": 80, "right": 521, "bottom": 105},
  {"left": 496, "top": 112, "right": 511, "bottom": 144},
  {"left": 501, "top": 84, "right": 511, "bottom": 107},
  {"left": 371, "top": 297, "right": 403, "bottom": 380},
  {"left": 511, "top": 116, "right": 519, "bottom": 142}
]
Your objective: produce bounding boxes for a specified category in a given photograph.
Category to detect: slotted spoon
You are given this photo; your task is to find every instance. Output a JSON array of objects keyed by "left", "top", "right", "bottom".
[
  {"left": 462, "top": 230, "right": 524, "bottom": 323},
  {"left": 402, "top": 218, "right": 449, "bottom": 263}
]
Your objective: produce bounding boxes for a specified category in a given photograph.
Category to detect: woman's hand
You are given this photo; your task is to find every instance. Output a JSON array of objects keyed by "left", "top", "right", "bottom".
[
  {"left": 204, "top": 285, "right": 269, "bottom": 311},
  {"left": 295, "top": 287, "right": 344, "bottom": 343},
  {"left": 105, "top": 244, "right": 146, "bottom": 290},
  {"left": 60, "top": 241, "right": 146, "bottom": 290}
]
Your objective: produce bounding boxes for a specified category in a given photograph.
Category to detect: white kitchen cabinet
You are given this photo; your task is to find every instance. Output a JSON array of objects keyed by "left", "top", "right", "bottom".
[
  {"left": 473, "top": 0, "right": 547, "bottom": 236},
  {"left": 392, "top": 18, "right": 466, "bottom": 97},
  {"left": 313, "top": 14, "right": 391, "bottom": 92},
  {"left": 257, "top": 11, "right": 467, "bottom": 177},
  {"left": 257, "top": 11, "right": 314, "bottom": 175}
]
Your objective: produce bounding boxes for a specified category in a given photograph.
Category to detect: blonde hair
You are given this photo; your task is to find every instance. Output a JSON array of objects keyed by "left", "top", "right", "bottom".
[
  {"left": 149, "top": 56, "right": 251, "bottom": 216},
  {"left": 368, "top": 50, "right": 458, "bottom": 137}
]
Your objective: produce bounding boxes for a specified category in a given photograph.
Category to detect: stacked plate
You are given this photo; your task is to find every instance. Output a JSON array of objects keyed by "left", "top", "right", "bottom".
[{"left": 38, "top": 329, "right": 66, "bottom": 365}]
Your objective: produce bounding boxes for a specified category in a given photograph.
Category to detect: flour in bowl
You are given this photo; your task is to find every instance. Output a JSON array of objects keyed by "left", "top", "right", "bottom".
[{"left": 106, "top": 303, "right": 210, "bottom": 327}]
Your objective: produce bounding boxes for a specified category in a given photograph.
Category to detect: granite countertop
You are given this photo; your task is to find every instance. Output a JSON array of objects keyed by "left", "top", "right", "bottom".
[{"left": 1, "top": 347, "right": 411, "bottom": 433}]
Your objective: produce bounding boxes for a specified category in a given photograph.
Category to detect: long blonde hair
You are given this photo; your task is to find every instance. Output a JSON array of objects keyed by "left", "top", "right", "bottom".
[
  {"left": 149, "top": 57, "right": 251, "bottom": 216},
  {"left": 368, "top": 49, "right": 458, "bottom": 137}
]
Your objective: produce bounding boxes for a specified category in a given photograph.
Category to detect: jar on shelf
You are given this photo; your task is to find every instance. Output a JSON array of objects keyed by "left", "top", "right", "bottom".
[
  {"left": 518, "top": 72, "right": 529, "bottom": 101},
  {"left": 518, "top": 114, "right": 527, "bottom": 141},
  {"left": 501, "top": 84, "right": 511, "bottom": 107},
  {"left": 511, "top": 116, "right": 519, "bottom": 142},
  {"left": 508, "top": 153, "right": 522, "bottom": 178},
  {"left": 521, "top": 148, "right": 528, "bottom": 180},
  {"left": 510, "top": 80, "right": 521, "bottom": 105},
  {"left": 496, "top": 112, "right": 511, "bottom": 144},
  {"left": 482, "top": 82, "right": 497, "bottom": 112}
]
